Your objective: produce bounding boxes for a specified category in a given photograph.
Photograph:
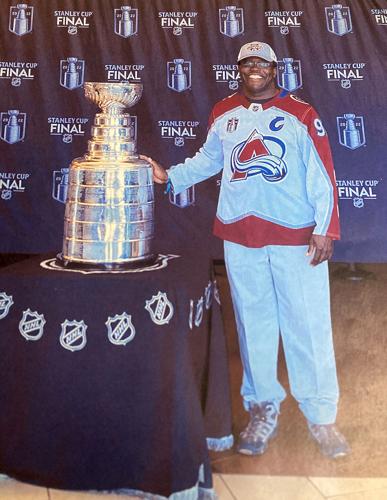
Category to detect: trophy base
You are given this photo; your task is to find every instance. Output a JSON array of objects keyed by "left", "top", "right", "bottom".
[{"left": 55, "top": 253, "right": 158, "bottom": 271}]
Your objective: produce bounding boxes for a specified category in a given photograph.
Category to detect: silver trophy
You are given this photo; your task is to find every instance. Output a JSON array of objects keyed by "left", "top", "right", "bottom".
[{"left": 58, "top": 82, "right": 155, "bottom": 269}]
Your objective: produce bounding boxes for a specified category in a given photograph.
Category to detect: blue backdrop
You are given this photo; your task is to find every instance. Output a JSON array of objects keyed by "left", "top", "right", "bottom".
[{"left": 0, "top": 0, "right": 386, "bottom": 261}]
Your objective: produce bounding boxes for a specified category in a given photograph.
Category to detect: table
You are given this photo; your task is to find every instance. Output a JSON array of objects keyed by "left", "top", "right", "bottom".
[{"left": 0, "top": 253, "right": 232, "bottom": 498}]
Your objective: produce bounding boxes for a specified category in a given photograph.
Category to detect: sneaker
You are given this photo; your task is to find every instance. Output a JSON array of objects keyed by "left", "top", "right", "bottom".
[
  {"left": 237, "top": 401, "right": 279, "bottom": 455},
  {"left": 308, "top": 422, "right": 351, "bottom": 458}
]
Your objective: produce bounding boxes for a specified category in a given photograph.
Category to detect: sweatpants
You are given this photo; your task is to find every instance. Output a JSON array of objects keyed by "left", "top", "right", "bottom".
[{"left": 224, "top": 240, "right": 339, "bottom": 425}]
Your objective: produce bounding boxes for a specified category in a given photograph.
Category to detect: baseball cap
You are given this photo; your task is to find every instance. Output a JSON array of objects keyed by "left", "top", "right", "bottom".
[{"left": 237, "top": 42, "right": 277, "bottom": 63}]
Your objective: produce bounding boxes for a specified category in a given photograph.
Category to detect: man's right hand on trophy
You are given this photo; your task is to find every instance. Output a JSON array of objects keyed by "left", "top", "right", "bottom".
[{"left": 140, "top": 155, "right": 168, "bottom": 184}]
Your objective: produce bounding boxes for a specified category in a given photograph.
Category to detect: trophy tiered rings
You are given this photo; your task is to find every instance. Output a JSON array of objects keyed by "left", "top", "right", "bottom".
[{"left": 58, "top": 82, "right": 155, "bottom": 269}]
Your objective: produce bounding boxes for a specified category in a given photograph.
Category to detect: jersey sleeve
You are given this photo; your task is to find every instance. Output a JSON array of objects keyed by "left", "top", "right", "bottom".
[
  {"left": 167, "top": 108, "right": 224, "bottom": 195},
  {"left": 299, "top": 106, "right": 340, "bottom": 239}
]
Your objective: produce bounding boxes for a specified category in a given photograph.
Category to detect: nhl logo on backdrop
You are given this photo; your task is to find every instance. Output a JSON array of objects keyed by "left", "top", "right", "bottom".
[
  {"left": 54, "top": 10, "right": 93, "bottom": 35},
  {"left": 219, "top": 6, "right": 244, "bottom": 37},
  {"left": 353, "top": 197, "right": 364, "bottom": 208},
  {"left": 213, "top": 64, "right": 240, "bottom": 90},
  {"left": 1, "top": 190, "right": 12, "bottom": 200},
  {"left": 60, "top": 57, "right": 85, "bottom": 90},
  {"left": 337, "top": 114, "right": 366, "bottom": 150},
  {"left": 114, "top": 6, "right": 138, "bottom": 37},
  {"left": 277, "top": 58, "right": 302, "bottom": 92},
  {"left": 19, "top": 309, "right": 46, "bottom": 341},
  {"left": 325, "top": 4, "right": 352, "bottom": 36},
  {"left": 9, "top": 4, "right": 33, "bottom": 36},
  {"left": 0, "top": 110, "right": 26, "bottom": 144},
  {"left": 106, "top": 312, "right": 136, "bottom": 346},
  {"left": 167, "top": 59, "right": 191, "bottom": 92},
  {"left": 145, "top": 291, "right": 174, "bottom": 325},
  {"left": 0, "top": 292, "right": 14, "bottom": 319},
  {"left": 60, "top": 319, "right": 87, "bottom": 352},
  {"left": 52, "top": 168, "right": 69, "bottom": 203}
]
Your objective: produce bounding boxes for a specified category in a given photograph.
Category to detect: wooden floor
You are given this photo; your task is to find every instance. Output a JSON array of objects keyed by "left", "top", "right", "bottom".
[{"left": 1, "top": 262, "right": 386, "bottom": 499}]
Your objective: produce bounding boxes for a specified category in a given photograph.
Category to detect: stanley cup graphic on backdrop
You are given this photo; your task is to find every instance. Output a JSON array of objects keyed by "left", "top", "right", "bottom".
[
  {"left": 281, "top": 58, "right": 298, "bottom": 92},
  {"left": 331, "top": 4, "right": 349, "bottom": 35},
  {"left": 59, "top": 82, "right": 155, "bottom": 269},
  {"left": 224, "top": 6, "right": 239, "bottom": 37}
]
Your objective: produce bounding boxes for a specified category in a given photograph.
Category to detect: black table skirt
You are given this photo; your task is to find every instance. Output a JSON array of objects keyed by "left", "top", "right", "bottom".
[{"left": 0, "top": 253, "right": 232, "bottom": 497}]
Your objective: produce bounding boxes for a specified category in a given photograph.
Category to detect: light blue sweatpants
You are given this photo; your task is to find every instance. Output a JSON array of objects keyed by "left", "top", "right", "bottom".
[{"left": 224, "top": 241, "right": 339, "bottom": 425}]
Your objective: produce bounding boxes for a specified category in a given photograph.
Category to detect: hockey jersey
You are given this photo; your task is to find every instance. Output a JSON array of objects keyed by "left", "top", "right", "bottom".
[{"left": 167, "top": 91, "right": 340, "bottom": 248}]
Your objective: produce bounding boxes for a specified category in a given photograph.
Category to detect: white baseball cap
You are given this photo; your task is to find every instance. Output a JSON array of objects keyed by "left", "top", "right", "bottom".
[{"left": 237, "top": 41, "right": 277, "bottom": 63}]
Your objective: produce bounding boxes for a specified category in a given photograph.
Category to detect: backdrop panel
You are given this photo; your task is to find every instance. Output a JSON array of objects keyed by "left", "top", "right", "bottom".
[{"left": 0, "top": 0, "right": 386, "bottom": 261}]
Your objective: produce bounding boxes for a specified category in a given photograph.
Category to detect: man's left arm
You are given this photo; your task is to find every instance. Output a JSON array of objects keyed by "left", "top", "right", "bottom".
[{"left": 300, "top": 107, "right": 340, "bottom": 266}]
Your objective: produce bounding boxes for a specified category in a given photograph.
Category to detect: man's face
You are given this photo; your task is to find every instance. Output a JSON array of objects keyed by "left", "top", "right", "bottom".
[{"left": 238, "top": 56, "right": 277, "bottom": 99}]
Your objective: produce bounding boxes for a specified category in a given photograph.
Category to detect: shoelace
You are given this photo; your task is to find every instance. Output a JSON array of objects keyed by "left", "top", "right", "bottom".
[
  {"left": 242, "top": 406, "right": 277, "bottom": 441},
  {"left": 309, "top": 424, "right": 345, "bottom": 445}
]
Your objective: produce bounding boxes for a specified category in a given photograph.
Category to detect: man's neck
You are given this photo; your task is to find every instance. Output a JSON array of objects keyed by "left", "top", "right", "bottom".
[{"left": 243, "top": 89, "right": 279, "bottom": 103}]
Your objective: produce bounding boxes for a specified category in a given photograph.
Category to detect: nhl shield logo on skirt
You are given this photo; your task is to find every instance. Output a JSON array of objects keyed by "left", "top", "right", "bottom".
[
  {"left": 60, "top": 319, "right": 87, "bottom": 351},
  {"left": 204, "top": 281, "right": 213, "bottom": 310},
  {"left": 145, "top": 291, "right": 174, "bottom": 325},
  {"left": 194, "top": 296, "right": 204, "bottom": 327},
  {"left": 0, "top": 292, "right": 14, "bottom": 319},
  {"left": 19, "top": 308, "right": 46, "bottom": 341},
  {"left": 106, "top": 312, "right": 136, "bottom": 346}
]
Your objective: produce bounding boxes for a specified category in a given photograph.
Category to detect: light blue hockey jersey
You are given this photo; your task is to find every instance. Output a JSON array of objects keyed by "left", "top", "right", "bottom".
[{"left": 168, "top": 91, "right": 340, "bottom": 248}]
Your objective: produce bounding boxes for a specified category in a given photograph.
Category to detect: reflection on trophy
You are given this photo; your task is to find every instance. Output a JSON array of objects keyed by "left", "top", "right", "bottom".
[{"left": 58, "top": 82, "right": 155, "bottom": 269}]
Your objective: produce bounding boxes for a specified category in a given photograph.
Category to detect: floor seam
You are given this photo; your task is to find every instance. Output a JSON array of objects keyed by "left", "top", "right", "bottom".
[
  {"left": 218, "top": 474, "right": 238, "bottom": 500},
  {"left": 306, "top": 476, "right": 330, "bottom": 498}
]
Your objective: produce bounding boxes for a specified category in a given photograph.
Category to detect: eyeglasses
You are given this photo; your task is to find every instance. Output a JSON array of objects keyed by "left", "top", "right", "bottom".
[{"left": 239, "top": 61, "right": 275, "bottom": 69}]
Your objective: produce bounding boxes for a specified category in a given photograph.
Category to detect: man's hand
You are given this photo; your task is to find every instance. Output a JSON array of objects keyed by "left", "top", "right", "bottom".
[
  {"left": 306, "top": 234, "right": 333, "bottom": 266},
  {"left": 140, "top": 155, "right": 168, "bottom": 184}
]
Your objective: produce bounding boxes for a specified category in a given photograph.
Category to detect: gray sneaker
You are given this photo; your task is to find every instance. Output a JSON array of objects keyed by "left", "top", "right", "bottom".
[
  {"left": 237, "top": 401, "right": 279, "bottom": 455},
  {"left": 308, "top": 422, "right": 351, "bottom": 458}
]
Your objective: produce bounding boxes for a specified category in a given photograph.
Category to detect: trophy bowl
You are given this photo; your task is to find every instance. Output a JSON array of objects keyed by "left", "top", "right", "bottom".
[{"left": 84, "top": 82, "right": 143, "bottom": 113}]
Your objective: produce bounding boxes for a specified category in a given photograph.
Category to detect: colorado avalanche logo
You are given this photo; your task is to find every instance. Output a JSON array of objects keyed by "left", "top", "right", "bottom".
[{"left": 230, "top": 129, "right": 287, "bottom": 182}]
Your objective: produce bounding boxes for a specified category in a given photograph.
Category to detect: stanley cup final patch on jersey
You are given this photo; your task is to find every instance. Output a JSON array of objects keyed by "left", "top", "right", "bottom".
[{"left": 230, "top": 129, "right": 287, "bottom": 182}]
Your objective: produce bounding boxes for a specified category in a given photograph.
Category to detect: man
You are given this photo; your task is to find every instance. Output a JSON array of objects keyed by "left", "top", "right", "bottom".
[{"left": 145, "top": 41, "right": 350, "bottom": 459}]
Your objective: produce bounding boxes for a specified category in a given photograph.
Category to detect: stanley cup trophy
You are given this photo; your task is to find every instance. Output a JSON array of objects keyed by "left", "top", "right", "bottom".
[{"left": 58, "top": 82, "right": 155, "bottom": 270}]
